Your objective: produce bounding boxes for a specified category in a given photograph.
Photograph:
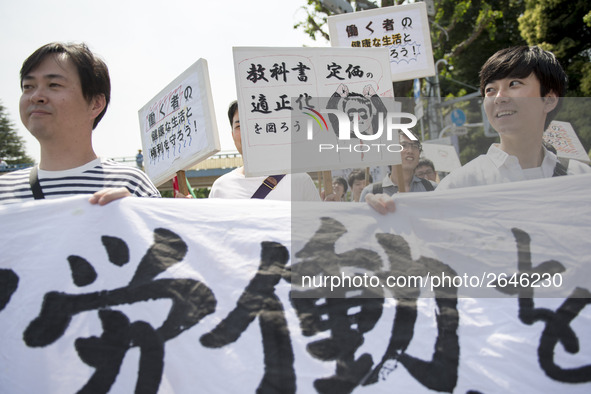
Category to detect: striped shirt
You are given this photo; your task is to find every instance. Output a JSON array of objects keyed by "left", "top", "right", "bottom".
[{"left": 0, "top": 158, "right": 160, "bottom": 204}]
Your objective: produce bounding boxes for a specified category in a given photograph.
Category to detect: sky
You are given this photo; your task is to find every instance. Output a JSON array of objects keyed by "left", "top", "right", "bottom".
[{"left": 0, "top": 0, "right": 329, "bottom": 163}]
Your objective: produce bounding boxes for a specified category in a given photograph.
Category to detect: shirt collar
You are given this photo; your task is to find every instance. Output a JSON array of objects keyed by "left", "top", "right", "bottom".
[
  {"left": 384, "top": 173, "right": 424, "bottom": 188},
  {"left": 487, "top": 144, "right": 513, "bottom": 168},
  {"left": 487, "top": 143, "right": 557, "bottom": 175}
]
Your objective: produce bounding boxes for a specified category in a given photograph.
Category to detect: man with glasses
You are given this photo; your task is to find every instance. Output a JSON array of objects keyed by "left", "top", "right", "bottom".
[
  {"left": 359, "top": 131, "right": 436, "bottom": 202},
  {"left": 415, "top": 158, "right": 438, "bottom": 183}
]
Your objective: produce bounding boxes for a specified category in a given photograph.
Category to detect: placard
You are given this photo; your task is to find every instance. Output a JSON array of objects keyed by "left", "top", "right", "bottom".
[
  {"left": 421, "top": 142, "right": 461, "bottom": 173},
  {"left": 544, "top": 120, "right": 590, "bottom": 163},
  {"left": 328, "top": 2, "right": 435, "bottom": 81},
  {"left": 233, "top": 47, "right": 401, "bottom": 176},
  {"left": 138, "top": 59, "right": 220, "bottom": 186}
]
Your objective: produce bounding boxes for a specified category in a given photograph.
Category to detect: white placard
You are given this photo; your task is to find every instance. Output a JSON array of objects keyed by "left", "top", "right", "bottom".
[
  {"left": 421, "top": 143, "right": 461, "bottom": 173},
  {"left": 328, "top": 2, "right": 435, "bottom": 81},
  {"left": 233, "top": 46, "right": 402, "bottom": 177},
  {"left": 544, "top": 120, "right": 590, "bottom": 163},
  {"left": 138, "top": 59, "right": 220, "bottom": 186}
]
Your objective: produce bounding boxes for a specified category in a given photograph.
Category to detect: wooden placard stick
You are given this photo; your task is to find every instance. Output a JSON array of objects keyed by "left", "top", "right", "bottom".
[
  {"left": 322, "top": 170, "right": 333, "bottom": 195},
  {"left": 176, "top": 170, "right": 189, "bottom": 196},
  {"left": 393, "top": 164, "right": 406, "bottom": 193}
]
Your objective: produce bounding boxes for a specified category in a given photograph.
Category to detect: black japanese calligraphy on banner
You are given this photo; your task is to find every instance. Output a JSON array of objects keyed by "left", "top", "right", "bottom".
[
  {"left": 1, "top": 174, "right": 590, "bottom": 393},
  {"left": 138, "top": 59, "right": 220, "bottom": 187},
  {"left": 328, "top": 2, "right": 435, "bottom": 81}
]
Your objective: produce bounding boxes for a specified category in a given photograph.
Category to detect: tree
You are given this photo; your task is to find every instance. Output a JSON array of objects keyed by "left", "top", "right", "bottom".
[
  {"left": 295, "top": 0, "right": 398, "bottom": 42},
  {"left": 295, "top": 0, "right": 524, "bottom": 162},
  {"left": 294, "top": 0, "right": 591, "bottom": 161},
  {"left": 0, "top": 101, "right": 34, "bottom": 165},
  {"left": 295, "top": 0, "right": 524, "bottom": 97},
  {"left": 160, "top": 187, "right": 211, "bottom": 198},
  {"left": 518, "top": 0, "right": 591, "bottom": 151}
]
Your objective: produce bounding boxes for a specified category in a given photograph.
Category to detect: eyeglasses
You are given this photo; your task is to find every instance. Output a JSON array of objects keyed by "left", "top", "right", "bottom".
[
  {"left": 400, "top": 142, "right": 421, "bottom": 151},
  {"left": 415, "top": 169, "right": 435, "bottom": 177}
]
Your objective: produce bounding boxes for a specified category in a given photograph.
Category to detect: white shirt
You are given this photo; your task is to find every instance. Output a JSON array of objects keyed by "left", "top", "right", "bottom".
[
  {"left": 437, "top": 144, "right": 591, "bottom": 190},
  {"left": 209, "top": 167, "right": 321, "bottom": 201}
]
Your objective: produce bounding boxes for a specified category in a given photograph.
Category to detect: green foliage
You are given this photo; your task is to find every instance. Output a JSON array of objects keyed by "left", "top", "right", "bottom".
[
  {"left": 555, "top": 98, "right": 591, "bottom": 157},
  {"left": 293, "top": 0, "right": 334, "bottom": 41},
  {"left": 294, "top": 1, "right": 403, "bottom": 41},
  {"left": 584, "top": 11, "right": 591, "bottom": 27},
  {"left": 433, "top": 0, "right": 526, "bottom": 95},
  {"left": 0, "top": 101, "right": 34, "bottom": 165},
  {"left": 517, "top": 0, "right": 591, "bottom": 151},
  {"left": 193, "top": 187, "right": 211, "bottom": 198},
  {"left": 294, "top": 0, "right": 591, "bottom": 156},
  {"left": 518, "top": 0, "right": 591, "bottom": 96},
  {"left": 159, "top": 187, "right": 211, "bottom": 199},
  {"left": 458, "top": 128, "right": 498, "bottom": 164}
]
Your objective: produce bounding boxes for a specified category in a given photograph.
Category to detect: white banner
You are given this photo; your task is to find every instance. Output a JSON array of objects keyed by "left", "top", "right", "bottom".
[{"left": 1, "top": 174, "right": 590, "bottom": 393}]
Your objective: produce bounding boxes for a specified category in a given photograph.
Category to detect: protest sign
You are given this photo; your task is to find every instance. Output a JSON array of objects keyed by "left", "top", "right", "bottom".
[
  {"left": 233, "top": 46, "right": 401, "bottom": 177},
  {"left": 421, "top": 142, "right": 461, "bottom": 173},
  {"left": 138, "top": 59, "right": 220, "bottom": 187},
  {"left": 544, "top": 121, "right": 590, "bottom": 163},
  {"left": 1, "top": 174, "right": 590, "bottom": 393},
  {"left": 328, "top": 2, "right": 435, "bottom": 82}
]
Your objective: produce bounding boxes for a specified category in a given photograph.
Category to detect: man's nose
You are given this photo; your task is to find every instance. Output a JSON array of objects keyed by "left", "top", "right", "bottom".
[
  {"left": 493, "top": 88, "right": 510, "bottom": 104},
  {"left": 30, "top": 87, "right": 47, "bottom": 104}
]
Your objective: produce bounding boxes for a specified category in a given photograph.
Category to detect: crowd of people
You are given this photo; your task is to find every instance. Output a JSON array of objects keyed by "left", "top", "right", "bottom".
[{"left": 0, "top": 42, "right": 589, "bottom": 207}]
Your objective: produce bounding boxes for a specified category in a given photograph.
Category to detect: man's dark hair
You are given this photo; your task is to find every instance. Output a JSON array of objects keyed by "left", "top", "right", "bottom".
[
  {"left": 332, "top": 176, "right": 348, "bottom": 194},
  {"left": 417, "top": 158, "right": 435, "bottom": 171},
  {"left": 20, "top": 42, "right": 110, "bottom": 129},
  {"left": 479, "top": 46, "right": 567, "bottom": 129},
  {"left": 479, "top": 46, "right": 567, "bottom": 97},
  {"left": 399, "top": 130, "right": 422, "bottom": 151},
  {"left": 228, "top": 100, "right": 238, "bottom": 126},
  {"left": 347, "top": 169, "right": 372, "bottom": 187}
]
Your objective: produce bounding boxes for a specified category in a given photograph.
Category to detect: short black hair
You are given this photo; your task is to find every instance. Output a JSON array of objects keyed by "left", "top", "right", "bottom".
[
  {"left": 20, "top": 42, "right": 110, "bottom": 129},
  {"left": 228, "top": 100, "right": 238, "bottom": 126},
  {"left": 332, "top": 176, "right": 348, "bottom": 193},
  {"left": 347, "top": 169, "right": 372, "bottom": 187},
  {"left": 479, "top": 46, "right": 567, "bottom": 129},
  {"left": 479, "top": 46, "right": 567, "bottom": 98},
  {"left": 417, "top": 158, "right": 435, "bottom": 171}
]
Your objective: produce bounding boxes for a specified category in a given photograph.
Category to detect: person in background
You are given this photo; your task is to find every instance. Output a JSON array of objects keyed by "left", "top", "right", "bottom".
[
  {"left": 332, "top": 176, "right": 348, "bottom": 201},
  {"left": 0, "top": 42, "right": 160, "bottom": 205},
  {"left": 367, "top": 46, "right": 591, "bottom": 214},
  {"left": 360, "top": 131, "right": 436, "bottom": 202},
  {"left": 347, "top": 169, "right": 373, "bottom": 202},
  {"left": 208, "top": 101, "right": 321, "bottom": 201},
  {"left": 415, "top": 158, "right": 438, "bottom": 183}
]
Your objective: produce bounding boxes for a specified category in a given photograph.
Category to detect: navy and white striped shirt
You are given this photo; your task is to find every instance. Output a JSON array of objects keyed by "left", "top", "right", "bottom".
[{"left": 0, "top": 158, "right": 160, "bottom": 204}]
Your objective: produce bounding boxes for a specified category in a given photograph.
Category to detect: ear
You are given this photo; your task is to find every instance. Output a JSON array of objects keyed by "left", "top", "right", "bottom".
[
  {"left": 543, "top": 91, "right": 558, "bottom": 114},
  {"left": 89, "top": 94, "right": 107, "bottom": 119}
]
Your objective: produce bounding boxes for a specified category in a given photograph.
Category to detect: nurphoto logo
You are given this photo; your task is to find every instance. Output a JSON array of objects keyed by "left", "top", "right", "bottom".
[{"left": 302, "top": 105, "right": 418, "bottom": 153}]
